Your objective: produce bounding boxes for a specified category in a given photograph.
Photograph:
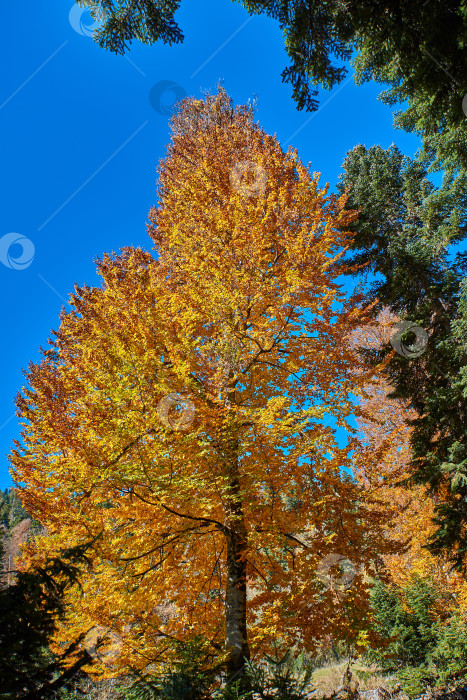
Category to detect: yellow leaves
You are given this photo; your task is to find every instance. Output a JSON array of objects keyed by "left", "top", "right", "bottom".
[
  {"left": 9, "top": 88, "right": 394, "bottom": 668},
  {"left": 355, "top": 630, "right": 370, "bottom": 650},
  {"left": 356, "top": 358, "right": 467, "bottom": 618},
  {"left": 255, "top": 396, "right": 291, "bottom": 425}
]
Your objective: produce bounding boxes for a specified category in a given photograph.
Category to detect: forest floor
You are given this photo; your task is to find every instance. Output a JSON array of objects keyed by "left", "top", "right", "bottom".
[
  {"left": 50, "top": 661, "right": 467, "bottom": 700},
  {"left": 311, "top": 660, "right": 388, "bottom": 697},
  {"left": 310, "top": 661, "right": 467, "bottom": 700}
]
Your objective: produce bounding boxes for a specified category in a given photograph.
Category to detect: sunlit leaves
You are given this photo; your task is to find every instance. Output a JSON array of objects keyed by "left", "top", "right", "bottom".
[{"left": 11, "top": 89, "right": 392, "bottom": 676}]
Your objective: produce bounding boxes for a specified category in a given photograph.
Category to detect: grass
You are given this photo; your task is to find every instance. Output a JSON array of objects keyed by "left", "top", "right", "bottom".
[{"left": 310, "top": 661, "right": 394, "bottom": 698}]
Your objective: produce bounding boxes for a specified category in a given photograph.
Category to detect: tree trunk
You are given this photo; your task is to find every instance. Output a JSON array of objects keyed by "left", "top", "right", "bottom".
[
  {"left": 223, "top": 426, "right": 250, "bottom": 681},
  {"left": 225, "top": 523, "right": 250, "bottom": 680}
]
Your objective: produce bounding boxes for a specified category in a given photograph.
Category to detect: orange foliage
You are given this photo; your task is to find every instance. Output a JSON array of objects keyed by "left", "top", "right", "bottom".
[
  {"left": 354, "top": 309, "right": 467, "bottom": 614},
  {"left": 11, "top": 89, "right": 395, "bottom": 678}
]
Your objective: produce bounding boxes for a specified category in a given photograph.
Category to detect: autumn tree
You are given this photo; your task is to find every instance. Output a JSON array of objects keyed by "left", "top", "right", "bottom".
[
  {"left": 11, "top": 89, "right": 392, "bottom": 681},
  {"left": 350, "top": 313, "right": 467, "bottom": 691},
  {"left": 353, "top": 310, "right": 467, "bottom": 613}
]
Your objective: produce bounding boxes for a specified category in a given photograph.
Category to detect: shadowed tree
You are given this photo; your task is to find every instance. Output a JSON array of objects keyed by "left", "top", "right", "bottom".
[
  {"left": 338, "top": 143, "right": 467, "bottom": 570},
  {"left": 0, "top": 538, "right": 97, "bottom": 700}
]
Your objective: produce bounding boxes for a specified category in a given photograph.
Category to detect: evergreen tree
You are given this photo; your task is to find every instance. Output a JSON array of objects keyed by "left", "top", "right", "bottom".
[
  {"left": 76, "top": 1, "right": 467, "bottom": 181},
  {"left": 0, "top": 488, "right": 29, "bottom": 530},
  {"left": 370, "top": 577, "right": 440, "bottom": 671},
  {"left": 369, "top": 577, "right": 467, "bottom": 695},
  {"left": 337, "top": 143, "right": 467, "bottom": 569},
  {"left": 76, "top": 0, "right": 183, "bottom": 54},
  {"left": 0, "top": 538, "right": 97, "bottom": 700}
]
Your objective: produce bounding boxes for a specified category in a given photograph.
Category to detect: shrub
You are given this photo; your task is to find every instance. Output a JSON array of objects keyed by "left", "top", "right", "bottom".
[
  {"left": 431, "top": 614, "right": 467, "bottom": 685},
  {"left": 368, "top": 576, "right": 467, "bottom": 697},
  {"left": 122, "top": 636, "right": 217, "bottom": 700}
]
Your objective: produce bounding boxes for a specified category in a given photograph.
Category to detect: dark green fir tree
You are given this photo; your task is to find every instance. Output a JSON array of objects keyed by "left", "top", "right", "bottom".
[
  {"left": 337, "top": 143, "right": 467, "bottom": 570},
  {"left": 0, "top": 538, "right": 98, "bottom": 700}
]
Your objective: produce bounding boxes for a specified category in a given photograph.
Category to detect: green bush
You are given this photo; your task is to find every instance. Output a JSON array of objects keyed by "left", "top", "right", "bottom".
[
  {"left": 121, "top": 640, "right": 316, "bottom": 700},
  {"left": 122, "top": 637, "right": 217, "bottom": 700},
  {"left": 431, "top": 614, "right": 467, "bottom": 684},
  {"left": 243, "top": 650, "right": 314, "bottom": 700},
  {"left": 369, "top": 576, "right": 440, "bottom": 671},
  {"left": 368, "top": 576, "right": 467, "bottom": 697},
  {"left": 395, "top": 665, "right": 433, "bottom": 699}
]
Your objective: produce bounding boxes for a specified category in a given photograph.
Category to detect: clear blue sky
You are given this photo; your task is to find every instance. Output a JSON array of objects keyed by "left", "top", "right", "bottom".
[{"left": 0, "top": 0, "right": 421, "bottom": 489}]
